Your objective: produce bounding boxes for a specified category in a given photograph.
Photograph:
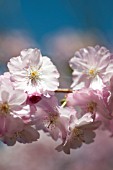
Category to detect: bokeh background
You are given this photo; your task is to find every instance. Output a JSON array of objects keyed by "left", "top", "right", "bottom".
[{"left": 0, "top": 0, "right": 113, "bottom": 170}]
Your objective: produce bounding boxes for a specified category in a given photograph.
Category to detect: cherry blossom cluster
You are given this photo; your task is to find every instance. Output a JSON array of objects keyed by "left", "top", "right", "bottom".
[{"left": 0, "top": 46, "right": 113, "bottom": 154}]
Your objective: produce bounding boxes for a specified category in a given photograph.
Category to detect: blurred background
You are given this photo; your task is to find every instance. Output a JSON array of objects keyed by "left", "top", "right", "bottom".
[{"left": 0, "top": 0, "right": 113, "bottom": 169}]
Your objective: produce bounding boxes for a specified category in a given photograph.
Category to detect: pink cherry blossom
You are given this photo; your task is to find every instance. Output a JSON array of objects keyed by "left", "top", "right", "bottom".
[
  {"left": 103, "top": 58, "right": 113, "bottom": 84},
  {"left": 56, "top": 113, "right": 100, "bottom": 154},
  {"left": 107, "top": 76, "right": 113, "bottom": 115},
  {"left": 8, "top": 48, "right": 60, "bottom": 97},
  {"left": 99, "top": 76, "right": 113, "bottom": 118},
  {"left": 1, "top": 117, "right": 40, "bottom": 146},
  {"left": 28, "top": 92, "right": 42, "bottom": 104},
  {"left": 66, "top": 88, "right": 111, "bottom": 119},
  {"left": 33, "top": 96, "right": 73, "bottom": 142},
  {"left": 69, "top": 46, "right": 112, "bottom": 89},
  {"left": 0, "top": 43, "right": 113, "bottom": 154},
  {"left": 0, "top": 80, "right": 30, "bottom": 135}
]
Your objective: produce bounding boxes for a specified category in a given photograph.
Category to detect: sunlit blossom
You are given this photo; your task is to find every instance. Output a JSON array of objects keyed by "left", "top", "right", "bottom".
[
  {"left": 70, "top": 46, "right": 112, "bottom": 89},
  {"left": 8, "top": 48, "right": 60, "bottom": 97}
]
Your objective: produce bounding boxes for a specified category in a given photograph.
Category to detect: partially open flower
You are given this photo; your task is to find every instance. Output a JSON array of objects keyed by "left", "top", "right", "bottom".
[{"left": 28, "top": 93, "right": 42, "bottom": 104}]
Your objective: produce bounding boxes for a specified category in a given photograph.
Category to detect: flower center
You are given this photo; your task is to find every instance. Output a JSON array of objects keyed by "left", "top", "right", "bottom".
[
  {"left": 73, "top": 128, "right": 81, "bottom": 136},
  {"left": 72, "top": 128, "right": 84, "bottom": 142},
  {"left": 87, "top": 101, "right": 97, "bottom": 113},
  {"left": 88, "top": 68, "right": 97, "bottom": 77},
  {"left": 48, "top": 116, "right": 57, "bottom": 128},
  {"left": 28, "top": 66, "right": 40, "bottom": 85},
  {"left": 0, "top": 102, "right": 10, "bottom": 115},
  {"left": 44, "top": 115, "right": 58, "bottom": 129},
  {"left": 30, "top": 70, "right": 39, "bottom": 80},
  {"left": 15, "top": 130, "right": 24, "bottom": 138}
]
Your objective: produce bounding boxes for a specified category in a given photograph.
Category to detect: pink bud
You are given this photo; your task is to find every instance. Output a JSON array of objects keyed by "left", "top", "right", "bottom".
[{"left": 29, "top": 94, "right": 42, "bottom": 104}]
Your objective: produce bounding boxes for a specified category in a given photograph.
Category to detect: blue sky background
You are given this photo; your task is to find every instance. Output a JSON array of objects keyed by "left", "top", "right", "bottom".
[{"left": 0, "top": 0, "right": 113, "bottom": 48}]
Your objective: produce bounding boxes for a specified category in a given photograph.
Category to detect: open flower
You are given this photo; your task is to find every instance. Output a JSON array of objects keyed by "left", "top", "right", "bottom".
[
  {"left": 0, "top": 80, "right": 30, "bottom": 135},
  {"left": 66, "top": 88, "right": 111, "bottom": 119},
  {"left": 1, "top": 117, "right": 40, "bottom": 146},
  {"left": 8, "top": 48, "right": 60, "bottom": 97},
  {"left": 69, "top": 46, "right": 111, "bottom": 89},
  {"left": 56, "top": 113, "right": 100, "bottom": 154},
  {"left": 33, "top": 96, "right": 72, "bottom": 141}
]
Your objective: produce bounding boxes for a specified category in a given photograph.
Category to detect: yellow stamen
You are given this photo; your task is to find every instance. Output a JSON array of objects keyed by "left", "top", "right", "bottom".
[
  {"left": 87, "top": 102, "right": 97, "bottom": 113},
  {"left": 29, "top": 67, "right": 40, "bottom": 85},
  {"left": 88, "top": 68, "right": 97, "bottom": 77},
  {"left": 72, "top": 128, "right": 84, "bottom": 142},
  {"left": 47, "top": 115, "right": 57, "bottom": 128},
  {"left": 31, "top": 71, "right": 38, "bottom": 77},
  {"left": 30, "top": 70, "right": 39, "bottom": 79},
  {"left": 0, "top": 102, "right": 9, "bottom": 115}
]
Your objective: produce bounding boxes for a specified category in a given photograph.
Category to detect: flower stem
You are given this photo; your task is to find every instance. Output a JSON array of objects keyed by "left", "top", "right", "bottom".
[{"left": 55, "top": 88, "right": 73, "bottom": 93}]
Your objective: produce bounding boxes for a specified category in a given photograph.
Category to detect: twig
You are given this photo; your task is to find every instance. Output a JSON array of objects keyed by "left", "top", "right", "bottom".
[{"left": 55, "top": 88, "right": 73, "bottom": 93}]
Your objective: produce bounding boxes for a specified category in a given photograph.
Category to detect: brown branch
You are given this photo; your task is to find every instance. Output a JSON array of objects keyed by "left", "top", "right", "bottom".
[{"left": 55, "top": 88, "right": 73, "bottom": 93}]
